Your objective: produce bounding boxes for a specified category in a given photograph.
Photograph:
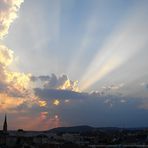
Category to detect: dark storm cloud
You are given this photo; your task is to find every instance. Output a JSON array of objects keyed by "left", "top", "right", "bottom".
[
  {"left": 34, "top": 88, "right": 88, "bottom": 100},
  {"left": 58, "top": 97, "right": 148, "bottom": 128},
  {"left": 34, "top": 87, "right": 148, "bottom": 128},
  {"left": 34, "top": 87, "right": 123, "bottom": 104}
]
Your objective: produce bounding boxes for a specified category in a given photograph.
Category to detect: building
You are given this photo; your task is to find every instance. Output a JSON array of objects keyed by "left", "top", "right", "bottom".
[{"left": 3, "top": 114, "right": 7, "bottom": 132}]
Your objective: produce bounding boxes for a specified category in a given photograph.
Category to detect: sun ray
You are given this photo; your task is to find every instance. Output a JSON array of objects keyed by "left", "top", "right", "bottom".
[{"left": 80, "top": 2, "right": 148, "bottom": 91}]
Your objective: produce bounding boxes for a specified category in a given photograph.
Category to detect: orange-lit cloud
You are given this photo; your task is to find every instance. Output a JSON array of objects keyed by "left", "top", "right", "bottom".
[
  {"left": 0, "top": 0, "right": 38, "bottom": 112},
  {"left": 38, "top": 100, "right": 47, "bottom": 107},
  {"left": 0, "top": 39, "right": 46, "bottom": 112},
  {"left": 53, "top": 99, "right": 60, "bottom": 106},
  {"left": 0, "top": 93, "right": 24, "bottom": 112},
  {"left": 40, "top": 111, "right": 48, "bottom": 120},
  {"left": 15, "top": 113, "right": 61, "bottom": 131},
  {"left": 59, "top": 79, "right": 79, "bottom": 92}
]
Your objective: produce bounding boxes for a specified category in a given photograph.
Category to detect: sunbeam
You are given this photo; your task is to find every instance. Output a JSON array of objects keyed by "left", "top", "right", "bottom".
[
  {"left": 67, "top": 8, "right": 98, "bottom": 75},
  {"left": 80, "top": 2, "right": 148, "bottom": 91}
]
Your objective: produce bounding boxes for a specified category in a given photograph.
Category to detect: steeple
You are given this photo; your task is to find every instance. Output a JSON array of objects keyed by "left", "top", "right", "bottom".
[{"left": 3, "top": 114, "right": 7, "bottom": 132}]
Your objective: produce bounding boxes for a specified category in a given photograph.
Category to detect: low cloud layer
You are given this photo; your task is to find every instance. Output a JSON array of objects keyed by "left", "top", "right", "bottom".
[
  {"left": 34, "top": 87, "right": 126, "bottom": 108},
  {"left": 34, "top": 88, "right": 87, "bottom": 101}
]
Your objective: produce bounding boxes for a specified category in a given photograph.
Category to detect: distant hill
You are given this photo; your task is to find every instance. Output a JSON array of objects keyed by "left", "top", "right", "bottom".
[
  {"left": 48, "top": 125, "right": 94, "bottom": 133},
  {"left": 47, "top": 125, "right": 148, "bottom": 134}
]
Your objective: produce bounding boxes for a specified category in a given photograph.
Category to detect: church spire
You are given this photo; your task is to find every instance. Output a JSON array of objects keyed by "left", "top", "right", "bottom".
[{"left": 3, "top": 114, "right": 7, "bottom": 132}]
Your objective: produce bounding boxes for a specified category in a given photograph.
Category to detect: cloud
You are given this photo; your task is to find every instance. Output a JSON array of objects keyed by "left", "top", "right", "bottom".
[
  {"left": 0, "top": 2, "right": 46, "bottom": 111},
  {"left": 0, "top": 44, "right": 81, "bottom": 114},
  {"left": 0, "top": 44, "right": 13, "bottom": 65},
  {"left": 34, "top": 87, "right": 124, "bottom": 107},
  {"left": 140, "top": 82, "right": 148, "bottom": 89},
  {"left": 0, "top": 0, "right": 38, "bottom": 112},
  {"left": 0, "top": 93, "right": 24, "bottom": 112},
  {"left": 0, "top": 45, "right": 32, "bottom": 98},
  {"left": 0, "top": 0, "right": 50, "bottom": 112},
  {"left": 10, "top": 112, "right": 61, "bottom": 130},
  {"left": 0, "top": 0, "right": 24, "bottom": 39},
  {"left": 34, "top": 88, "right": 87, "bottom": 101},
  {"left": 0, "top": 44, "right": 82, "bottom": 113},
  {"left": 32, "top": 74, "right": 80, "bottom": 92},
  {"left": 0, "top": 1, "right": 28, "bottom": 99},
  {"left": 102, "top": 83, "right": 124, "bottom": 91}
]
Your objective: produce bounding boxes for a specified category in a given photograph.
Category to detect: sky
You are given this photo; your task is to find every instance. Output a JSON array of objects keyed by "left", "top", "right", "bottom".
[{"left": 0, "top": 0, "right": 148, "bottom": 131}]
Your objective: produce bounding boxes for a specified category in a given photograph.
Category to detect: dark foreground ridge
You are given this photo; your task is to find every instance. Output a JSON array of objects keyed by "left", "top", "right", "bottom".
[{"left": 1, "top": 125, "right": 148, "bottom": 148}]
